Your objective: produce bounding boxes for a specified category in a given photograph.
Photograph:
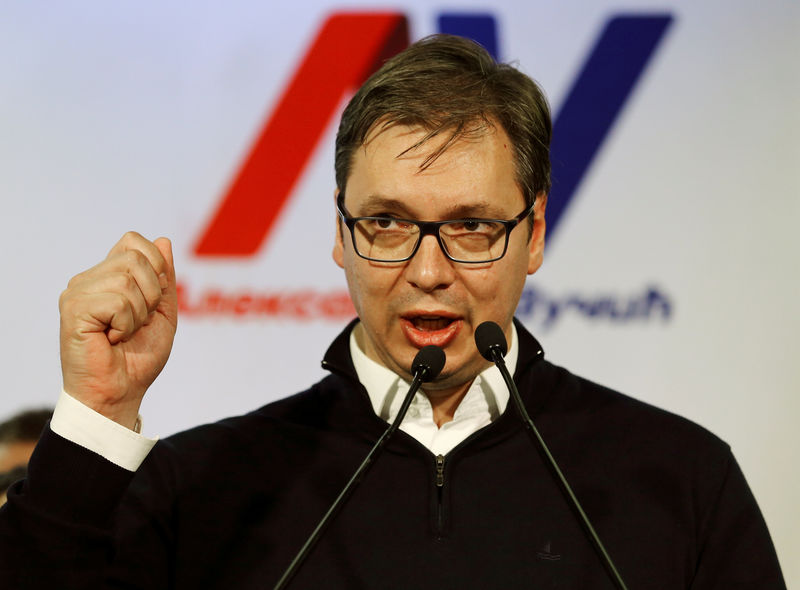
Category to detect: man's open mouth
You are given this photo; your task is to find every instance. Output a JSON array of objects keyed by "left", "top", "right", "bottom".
[
  {"left": 400, "top": 314, "right": 463, "bottom": 348},
  {"left": 409, "top": 316, "right": 457, "bottom": 331}
]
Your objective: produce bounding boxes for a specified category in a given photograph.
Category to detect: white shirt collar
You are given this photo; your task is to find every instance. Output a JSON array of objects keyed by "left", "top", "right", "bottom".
[{"left": 349, "top": 323, "right": 519, "bottom": 455}]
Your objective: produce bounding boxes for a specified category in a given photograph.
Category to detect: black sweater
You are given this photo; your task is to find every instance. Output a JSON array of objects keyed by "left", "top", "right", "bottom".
[{"left": 0, "top": 321, "right": 785, "bottom": 589}]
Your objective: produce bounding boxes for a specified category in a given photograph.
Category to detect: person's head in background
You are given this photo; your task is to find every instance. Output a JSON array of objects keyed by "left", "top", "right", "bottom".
[
  {"left": 0, "top": 466, "right": 27, "bottom": 506},
  {"left": 0, "top": 407, "right": 53, "bottom": 506}
]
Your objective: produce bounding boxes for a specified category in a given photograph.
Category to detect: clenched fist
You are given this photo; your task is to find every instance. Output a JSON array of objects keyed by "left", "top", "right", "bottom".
[{"left": 58, "top": 232, "right": 178, "bottom": 429}]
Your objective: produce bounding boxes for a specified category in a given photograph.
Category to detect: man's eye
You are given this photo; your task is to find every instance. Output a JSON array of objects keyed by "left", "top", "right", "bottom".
[
  {"left": 443, "top": 220, "right": 504, "bottom": 238},
  {"left": 455, "top": 220, "right": 493, "bottom": 232},
  {"left": 371, "top": 217, "right": 413, "bottom": 230}
]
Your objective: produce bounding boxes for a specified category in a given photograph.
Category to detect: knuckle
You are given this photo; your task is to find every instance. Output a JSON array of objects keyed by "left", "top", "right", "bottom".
[
  {"left": 124, "top": 248, "right": 146, "bottom": 268},
  {"left": 111, "top": 292, "right": 131, "bottom": 313},
  {"left": 58, "top": 289, "right": 75, "bottom": 313},
  {"left": 145, "top": 291, "right": 162, "bottom": 312},
  {"left": 121, "top": 230, "right": 143, "bottom": 243},
  {"left": 111, "top": 271, "right": 137, "bottom": 293},
  {"left": 67, "top": 270, "right": 88, "bottom": 289}
]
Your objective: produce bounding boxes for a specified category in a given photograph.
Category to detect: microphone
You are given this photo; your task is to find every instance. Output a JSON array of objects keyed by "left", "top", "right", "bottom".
[
  {"left": 474, "top": 320, "right": 508, "bottom": 361},
  {"left": 273, "top": 345, "right": 445, "bottom": 590},
  {"left": 412, "top": 345, "right": 446, "bottom": 381},
  {"left": 475, "top": 322, "right": 628, "bottom": 590}
]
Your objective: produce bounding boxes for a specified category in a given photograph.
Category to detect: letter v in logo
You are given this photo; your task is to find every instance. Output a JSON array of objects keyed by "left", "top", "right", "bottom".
[
  {"left": 193, "top": 13, "right": 409, "bottom": 256},
  {"left": 548, "top": 15, "right": 673, "bottom": 239}
]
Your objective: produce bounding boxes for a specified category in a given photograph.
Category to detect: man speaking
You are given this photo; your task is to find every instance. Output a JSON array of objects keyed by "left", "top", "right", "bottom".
[{"left": 0, "top": 35, "right": 785, "bottom": 588}]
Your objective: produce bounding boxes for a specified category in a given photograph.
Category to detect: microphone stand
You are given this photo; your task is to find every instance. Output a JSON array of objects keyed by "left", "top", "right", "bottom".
[
  {"left": 486, "top": 345, "right": 629, "bottom": 590},
  {"left": 272, "top": 346, "right": 444, "bottom": 590}
]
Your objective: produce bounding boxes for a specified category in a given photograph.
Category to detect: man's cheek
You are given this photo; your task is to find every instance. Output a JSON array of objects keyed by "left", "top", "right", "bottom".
[{"left": 460, "top": 271, "right": 498, "bottom": 299}]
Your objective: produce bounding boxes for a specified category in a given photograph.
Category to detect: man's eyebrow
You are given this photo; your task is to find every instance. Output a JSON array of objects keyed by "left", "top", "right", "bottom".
[
  {"left": 441, "top": 202, "right": 499, "bottom": 218},
  {"left": 357, "top": 195, "right": 413, "bottom": 216},
  {"left": 357, "top": 195, "right": 503, "bottom": 219}
]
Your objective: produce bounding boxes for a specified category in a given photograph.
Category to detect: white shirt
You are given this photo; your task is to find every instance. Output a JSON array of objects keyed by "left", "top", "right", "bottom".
[
  {"left": 50, "top": 324, "right": 518, "bottom": 470},
  {"left": 350, "top": 325, "right": 518, "bottom": 456},
  {"left": 49, "top": 389, "right": 158, "bottom": 471}
]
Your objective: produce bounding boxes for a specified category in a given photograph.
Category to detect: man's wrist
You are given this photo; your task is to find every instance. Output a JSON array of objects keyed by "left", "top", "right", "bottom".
[{"left": 50, "top": 390, "right": 158, "bottom": 471}]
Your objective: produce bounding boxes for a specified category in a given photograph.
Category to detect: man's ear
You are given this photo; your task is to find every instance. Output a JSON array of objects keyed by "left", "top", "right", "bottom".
[
  {"left": 333, "top": 189, "right": 345, "bottom": 268},
  {"left": 527, "top": 192, "right": 547, "bottom": 275}
]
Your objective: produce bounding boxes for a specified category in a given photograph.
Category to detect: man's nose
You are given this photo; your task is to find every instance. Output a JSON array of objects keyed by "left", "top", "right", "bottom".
[{"left": 404, "top": 235, "right": 456, "bottom": 292}]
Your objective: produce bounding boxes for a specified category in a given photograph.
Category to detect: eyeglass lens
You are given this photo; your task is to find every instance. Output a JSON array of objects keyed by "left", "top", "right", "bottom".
[{"left": 352, "top": 218, "right": 507, "bottom": 263}]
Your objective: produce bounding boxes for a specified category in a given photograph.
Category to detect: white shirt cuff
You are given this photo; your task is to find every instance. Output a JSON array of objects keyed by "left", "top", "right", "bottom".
[{"left": 49, "top": 390, "right": 158, "bottom": 471}]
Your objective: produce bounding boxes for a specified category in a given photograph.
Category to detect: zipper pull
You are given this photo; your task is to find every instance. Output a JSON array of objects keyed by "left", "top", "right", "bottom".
[{"left": 435, "top": 454, "right": 445, "bottom": 487}]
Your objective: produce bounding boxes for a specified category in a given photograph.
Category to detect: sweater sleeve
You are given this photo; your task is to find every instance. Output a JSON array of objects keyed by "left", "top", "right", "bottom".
[
  {"left": 0, "top": 426, "right": 172, "bottom": 589},
  {"left": 690, "top": 451, "right": 786, "bottom": 589}
]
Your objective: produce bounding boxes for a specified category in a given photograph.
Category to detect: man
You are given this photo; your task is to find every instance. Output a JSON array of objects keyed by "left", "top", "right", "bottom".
[{"left": 0, "top": 35, "right": 784, "bottom": 588}]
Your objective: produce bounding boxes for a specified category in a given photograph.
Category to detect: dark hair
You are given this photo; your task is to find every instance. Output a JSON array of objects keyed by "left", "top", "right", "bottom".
[
  {"left": 0, "top": 408, "right": 53, "bottom": 444},
  {"left": 335, "top": 34, "right": 552, "bottom": 210}
]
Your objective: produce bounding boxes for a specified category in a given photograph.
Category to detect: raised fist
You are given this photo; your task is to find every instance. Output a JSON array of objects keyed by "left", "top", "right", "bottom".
[{"left": 58, "top": 232, "right": 178, "bottom": 429}]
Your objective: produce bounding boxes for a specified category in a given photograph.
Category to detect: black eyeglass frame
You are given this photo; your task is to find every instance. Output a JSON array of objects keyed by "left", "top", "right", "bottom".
[{"left": 336, "top": 192, "right": 535, "bottom": 264}]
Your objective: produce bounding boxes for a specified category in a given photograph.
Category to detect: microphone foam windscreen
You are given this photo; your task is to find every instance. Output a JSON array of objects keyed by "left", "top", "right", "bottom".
[
  {"left": 475, "top": 321, "right": 508, "bottom": 361},
  {"left": 411, "top": 345, "right": 446, "bottom": 382}
]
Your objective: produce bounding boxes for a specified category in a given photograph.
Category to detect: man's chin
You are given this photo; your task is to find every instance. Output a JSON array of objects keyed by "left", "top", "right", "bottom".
[{"left": 417, "top": 362, "right": 488, "bottom": 393}]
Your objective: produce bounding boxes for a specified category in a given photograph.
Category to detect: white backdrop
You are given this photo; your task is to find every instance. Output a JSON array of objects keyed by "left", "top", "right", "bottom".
[{"left": 1, "top": 0, "right": 798, "bottom": 583}]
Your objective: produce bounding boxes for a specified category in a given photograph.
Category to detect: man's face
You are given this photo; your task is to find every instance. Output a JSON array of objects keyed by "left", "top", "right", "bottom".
[{"left": 333, "top": 122, "right": 546, "bottom": 395}]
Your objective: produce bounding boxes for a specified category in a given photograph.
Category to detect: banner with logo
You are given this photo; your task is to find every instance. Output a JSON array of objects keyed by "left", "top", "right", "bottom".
[{"left": 1, "top": 0, "right": 797, "bottom": 581}]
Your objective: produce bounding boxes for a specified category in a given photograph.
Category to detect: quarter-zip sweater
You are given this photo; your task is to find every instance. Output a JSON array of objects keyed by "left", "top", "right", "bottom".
[{"left": 1, "top": 321, "right": 785, "bottom": 589}]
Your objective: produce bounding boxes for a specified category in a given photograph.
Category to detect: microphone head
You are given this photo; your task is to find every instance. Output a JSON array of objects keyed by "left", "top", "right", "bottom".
[
  {"left": 475, "top": 321, "right": 508, "bottom": 361},
  {"left": 411, "top": 345, "right": 446, "bottom": 382}
]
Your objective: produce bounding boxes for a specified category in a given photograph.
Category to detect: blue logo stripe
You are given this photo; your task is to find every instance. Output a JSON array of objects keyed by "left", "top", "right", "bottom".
[
  {"left": 548, "top": 15, "right": 673, "bottom": 238},
  {"left": 437, "top": 13, "right": 498, "bottom": 60}
]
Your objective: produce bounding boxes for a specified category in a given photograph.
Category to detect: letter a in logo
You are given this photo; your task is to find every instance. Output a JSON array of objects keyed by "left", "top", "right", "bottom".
[{"left": 194, "top": 13, "right": 408, "bottom": 256}]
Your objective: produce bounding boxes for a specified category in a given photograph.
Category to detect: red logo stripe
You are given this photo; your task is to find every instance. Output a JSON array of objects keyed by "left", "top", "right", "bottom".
[{"left": 194, "top": 12, "right": 409, "bottom": 256}]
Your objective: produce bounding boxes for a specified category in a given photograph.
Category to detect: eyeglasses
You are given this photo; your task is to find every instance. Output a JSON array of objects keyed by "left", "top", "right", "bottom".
[{"left": 336, "top": 193, "right": 534, "bottom": 264}]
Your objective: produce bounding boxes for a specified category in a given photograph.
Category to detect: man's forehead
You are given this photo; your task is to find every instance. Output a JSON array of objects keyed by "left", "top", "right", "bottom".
[
  {"left": 360, "top": 117, "right": 500, "bottom": 164},
  {"left": 345, "top": 118, "right": 523, "bottom": 218}
]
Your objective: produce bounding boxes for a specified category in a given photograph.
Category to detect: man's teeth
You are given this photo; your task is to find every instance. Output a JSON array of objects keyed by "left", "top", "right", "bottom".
[{"left": 412, "top": 317, "right": 452, "bottom": 331}]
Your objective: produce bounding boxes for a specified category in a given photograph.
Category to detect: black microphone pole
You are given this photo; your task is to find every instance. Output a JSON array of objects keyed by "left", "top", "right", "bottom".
[
  {"left": 273, "top": 345, "right": 446, "bottom": 590},
  {"left": 474, "top": 321, "right": 628, "bottom": 590}
]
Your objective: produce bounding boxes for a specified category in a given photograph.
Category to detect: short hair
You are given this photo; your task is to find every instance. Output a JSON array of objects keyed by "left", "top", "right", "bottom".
[
  {"left": 0, "top": 408, "right": 53, "bottom": 444},
  {"left": 335, "top": 34, "right": 552, "bottom": 210}
]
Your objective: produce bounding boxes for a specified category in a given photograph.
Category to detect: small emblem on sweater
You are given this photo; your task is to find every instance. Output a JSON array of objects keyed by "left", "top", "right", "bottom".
[{"left": 536, "top": 541, "right": 562, "bottom": 561}]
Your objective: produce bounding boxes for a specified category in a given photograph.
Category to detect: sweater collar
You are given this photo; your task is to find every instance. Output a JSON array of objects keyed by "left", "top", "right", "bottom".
[
  {"left": 511, "top": 317, "right": 545, "bottom": 379},
  {"left": 320, "top": 318, "right": 548, "bottom": 452}
]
